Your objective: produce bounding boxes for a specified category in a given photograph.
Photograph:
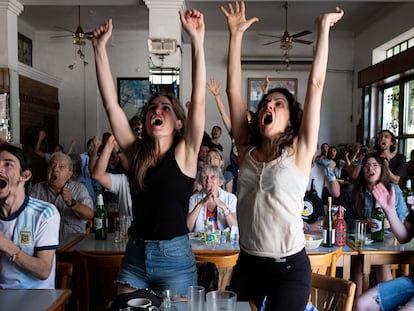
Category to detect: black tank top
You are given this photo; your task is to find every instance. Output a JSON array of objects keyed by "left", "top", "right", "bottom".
[{"left": 129, "top": 145, "right": 194, "bottom": 240}]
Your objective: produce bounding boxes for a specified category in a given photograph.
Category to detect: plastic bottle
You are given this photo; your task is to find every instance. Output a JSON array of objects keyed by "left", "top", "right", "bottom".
[
  {"left": 322, "top": 197, "right": 334, "bottom": 247},
  {"left": 371, "top": 201, "right": 385, "bottom": 242},
  {"left": 94, "top": 193, "right": 108, "bottom": 240},
  {"left": 334, "top": 205, "right": 347, "bottom": 246},
  {"left": 204, "top": 217, "right": 214, "bottom": 244}
]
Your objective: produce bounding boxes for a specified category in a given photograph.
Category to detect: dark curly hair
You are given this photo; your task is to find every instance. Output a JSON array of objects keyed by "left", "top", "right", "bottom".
[{"left": 250, "top": 88, "right": 302, "bottom": 157}]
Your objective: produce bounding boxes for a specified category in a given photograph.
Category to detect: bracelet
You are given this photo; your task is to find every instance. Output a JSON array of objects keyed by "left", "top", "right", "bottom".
[{"left": 10, "top": 249, "right": 21, "bottom": 263}]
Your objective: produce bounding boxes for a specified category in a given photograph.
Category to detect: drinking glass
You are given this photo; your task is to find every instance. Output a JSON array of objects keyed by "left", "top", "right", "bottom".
[
  {"left": 187, "top": 285, "right": 205, "bottom": 311},
  {"left": 206, "top": 290, "right": 237, "bottom": 311},
  {"left": 355, "top": 220, "right": 367, "bottom": 247}
]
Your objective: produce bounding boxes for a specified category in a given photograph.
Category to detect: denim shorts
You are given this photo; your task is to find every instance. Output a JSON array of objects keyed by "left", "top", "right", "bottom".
[
  {"left": 377, "top": 276, "right": 414, "bottom": 311},
  {"left": 116, "top": 234, "right": 197, "bottom": 296}
]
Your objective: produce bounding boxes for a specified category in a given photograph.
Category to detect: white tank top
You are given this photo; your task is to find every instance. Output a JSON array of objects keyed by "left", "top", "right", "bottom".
[{"left": 237, "top": 148, "right": 308, "bottom": 259}]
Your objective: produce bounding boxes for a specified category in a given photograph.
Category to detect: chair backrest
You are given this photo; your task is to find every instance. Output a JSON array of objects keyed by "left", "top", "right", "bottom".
[
  {"left": 194, "top": 253, "right": 239, "bottom": 291},
  {"left": 309, "top": 273, "right": 356, "bottom": 311},
  {"left": 308, "top": 247, "right": 342, "bottom": 277},
  {"left": 56, "top": 261, "right": 73, "bottom": 289},
  {"left": 73, "top": 250, "right": 123, "bottom": 311}
]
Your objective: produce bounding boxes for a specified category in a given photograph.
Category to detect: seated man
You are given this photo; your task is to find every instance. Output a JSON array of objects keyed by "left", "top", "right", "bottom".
[
  {"left": 30, "top": 152, "right": 93, "bottom": 234},
  {"left": 0, "top": 144, "right": 60, "bottom": 289},
  {"left": 302, "top": 190, "right": 325, "bottom": 233}
]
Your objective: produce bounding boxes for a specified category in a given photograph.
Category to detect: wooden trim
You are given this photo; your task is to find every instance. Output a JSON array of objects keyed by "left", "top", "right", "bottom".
[
  {"left": 358, "top": 47, "right": 414, "bottom": 87},
  {"left": 0, "top": 68, "right": 9, "bottom": 93}
]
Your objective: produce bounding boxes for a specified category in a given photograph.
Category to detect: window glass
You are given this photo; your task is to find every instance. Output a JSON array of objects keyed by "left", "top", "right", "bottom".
[
  {"left": 404, "top": 138, "right": 414, "bottom": 159},
  {"left": 382, "top": 84, "right": 400, "bottom": 136},
  {"left": 403, "top": 80, "right": 414, "bottom": 134}
]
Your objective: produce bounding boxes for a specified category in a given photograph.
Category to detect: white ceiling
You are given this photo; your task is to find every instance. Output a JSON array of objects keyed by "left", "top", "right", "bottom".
[{"left": 18, "top": 1, "right": 408, "bottom": 38}]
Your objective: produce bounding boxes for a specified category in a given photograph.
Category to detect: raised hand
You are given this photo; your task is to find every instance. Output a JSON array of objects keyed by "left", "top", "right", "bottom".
[
  {"left": 207, "top": 79, "right": 221, "bottom": 96},
  {"left": 372, "top": 182, "right": 396, "bottom": 215},
  {"left": 315, "top": 6, "right": 344, "bottom": 28},
  {"left": 220, "top": 1, "right": 259, "bottom": 35},
  {"left": 92, "top": 18, "right": 113, "bottom": 49},
  {"left": 179, "top": 9, "right": 205, "bottom": 42}
]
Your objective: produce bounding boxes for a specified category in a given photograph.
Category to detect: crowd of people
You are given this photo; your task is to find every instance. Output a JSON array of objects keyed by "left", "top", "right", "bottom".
[{"left": 3, "top": 1, "right": 414, "bottom": 310}]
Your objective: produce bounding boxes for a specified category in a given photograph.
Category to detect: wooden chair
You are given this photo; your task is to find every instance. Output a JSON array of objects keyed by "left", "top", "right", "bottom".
[
  {"left": 56, "top": 261, "right": 73, "bottom": 289},
  {"left": 194, "top": 253, "right": 239, "bottom": 291},
  {"left": 309, "top": 273, "right": 356, "bottom": 311},
  {"left": 308, "top": 247, "right": 342, "bottom": 277},
  {"left": 72, "top": 250, "right": 123, "bottom": 311}
]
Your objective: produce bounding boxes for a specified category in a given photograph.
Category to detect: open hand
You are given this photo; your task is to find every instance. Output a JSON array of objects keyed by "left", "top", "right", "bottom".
[{"left": 220, "top": 1, "right": 259, "bottom": 35}]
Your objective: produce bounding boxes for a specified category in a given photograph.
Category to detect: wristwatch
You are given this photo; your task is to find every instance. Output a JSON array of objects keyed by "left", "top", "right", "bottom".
[{"left": 67, "top": 199, "right": 77, "bottom": 207}]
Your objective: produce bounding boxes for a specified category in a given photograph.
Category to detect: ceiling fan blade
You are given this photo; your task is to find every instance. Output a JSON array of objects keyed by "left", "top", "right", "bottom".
[
  {"left": 263, "top": 40, "right": 280, "bottom": 46},
  {"left": 291, "top": 30, "right": 312, "bottom": 38},
  {"left": 54, "top": 25, "right": 75, "bottom": 33},
  {"left": 293, "top": 38, "right": 313, "bottom": 45},
  {"left": 50, "top": 34, "right": 73, "bottom": 38},
  {"left": 258, "top": 34, "right": 280, "bottom": 39}
]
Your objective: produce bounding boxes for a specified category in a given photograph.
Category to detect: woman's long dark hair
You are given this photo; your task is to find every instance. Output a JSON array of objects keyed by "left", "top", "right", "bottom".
[
  {"left": 128, "top": 92, "right": 186, "bottom": 193},
  {"left": 351, "top": 152, "right": 392, "bottom": 219},
  {"left": 250, "top": 88, "right": 302, "bottom": 157}
]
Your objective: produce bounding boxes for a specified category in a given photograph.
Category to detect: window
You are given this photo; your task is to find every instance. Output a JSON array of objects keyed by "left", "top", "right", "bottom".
[
  {"left": 149, "top": 67, "right": 180, "bottom": 98},
  {"left": 386, "top": 36, "right": 414, "bottom": 59},
  {"left": 18, "top": 33, "right": 32, "bottom": 66}
]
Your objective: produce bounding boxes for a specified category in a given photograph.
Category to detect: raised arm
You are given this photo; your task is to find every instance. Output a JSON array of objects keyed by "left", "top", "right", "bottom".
[
  {"left": 34, "top": 130, "right": 47, "bottom": 160},
  {"left": 91, "top": 135, "right": 116, "bottom": 190},
  {"left": 296, "top": 7, "right": 344, "bottom": 173},
  {"left": 220, "top": 1, "right": 258, "bottom": 165},
  {"left": 92, "top": 19, "right": 136, "bottom": 154},
  {"left": 208, "top": 79, "right": 232, "bottom": 133},
  {"left": 176, "top": 10, "right": 206, "bottom": 176}
]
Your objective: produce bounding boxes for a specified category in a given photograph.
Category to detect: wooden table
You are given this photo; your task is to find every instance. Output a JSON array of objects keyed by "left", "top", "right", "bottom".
[
  {"left": 190, "top": 236, "right": 356, "bottom": 280},
  {"left": 62, "top": 233, "right": 356, "bottom": 280},
  {"left": 0, "top": 289, "right": 72, "bottom": 311},
  {"left": 348, "top": 232, "right": 414, "bottom": 292},
  {"left": 68, "top": 233, "right": 126, "bottom": 254}
]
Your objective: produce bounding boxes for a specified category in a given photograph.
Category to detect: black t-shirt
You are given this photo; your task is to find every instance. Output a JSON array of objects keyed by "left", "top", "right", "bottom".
[{"left": 302, "top": 190, "right": 325, "bottom": 224}]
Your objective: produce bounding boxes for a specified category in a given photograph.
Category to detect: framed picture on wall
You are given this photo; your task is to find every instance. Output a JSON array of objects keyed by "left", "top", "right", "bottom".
[
  {"left": 247, "top": 78, "right": 297, "bottom": 113},
  {"left": 117, "top": 77, "right": 150, "bottom": 117}
]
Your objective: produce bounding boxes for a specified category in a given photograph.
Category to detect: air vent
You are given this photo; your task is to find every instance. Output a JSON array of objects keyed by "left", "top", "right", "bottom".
[{"left": 147, "top": 38, "right": 177, "bottom": 55}]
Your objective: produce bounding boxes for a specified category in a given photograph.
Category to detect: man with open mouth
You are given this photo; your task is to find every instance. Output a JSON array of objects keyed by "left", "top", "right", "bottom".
[
  {"left": 30, "top": 152, "right": 93, "bottom": 235},
  {"left": 0, "top": 144, "right": 60, "bottom": 289}
]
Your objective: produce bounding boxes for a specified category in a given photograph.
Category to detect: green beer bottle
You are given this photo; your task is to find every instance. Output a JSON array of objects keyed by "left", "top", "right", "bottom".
[
  {"left": 371, "top": 202, "right": 385, "bottom": 242},
  {"left": 94, "top": 193, "right": 108, "bottom": 240}
]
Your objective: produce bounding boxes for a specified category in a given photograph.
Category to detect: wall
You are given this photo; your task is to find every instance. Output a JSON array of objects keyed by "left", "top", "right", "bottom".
[
  {"left": 18, "top": 4, "right": 414, "bottom": 165},
  {"left": 352, "top": 3, "right": 414, "bottom": 144}
]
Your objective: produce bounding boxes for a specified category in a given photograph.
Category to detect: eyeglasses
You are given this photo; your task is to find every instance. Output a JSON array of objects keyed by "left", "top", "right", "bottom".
[{"left": 363, "top": 163, "right": 382, "bottom": 169}]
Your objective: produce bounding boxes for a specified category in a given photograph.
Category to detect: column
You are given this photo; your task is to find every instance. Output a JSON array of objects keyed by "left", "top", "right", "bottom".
[
  {"left": 144, "top": 0, "right": 184, "bottom": 68},
  {"left": 0, "top": 0, "right": 24, "bottom": 144}
]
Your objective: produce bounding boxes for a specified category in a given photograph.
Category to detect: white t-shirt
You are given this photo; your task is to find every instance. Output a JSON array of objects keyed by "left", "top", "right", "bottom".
[{"left": 0, "top": 196, "right": 60, "bottom": 289}]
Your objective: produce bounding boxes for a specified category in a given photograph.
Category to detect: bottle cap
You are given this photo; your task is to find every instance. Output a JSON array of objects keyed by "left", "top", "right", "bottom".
[{"left": 97, "top": 194, "right": 104, "bottom": 205}]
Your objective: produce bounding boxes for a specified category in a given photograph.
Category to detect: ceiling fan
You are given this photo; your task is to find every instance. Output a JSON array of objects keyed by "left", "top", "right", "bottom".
[
  {"left": 260, "top": 2, "right": 313, "bottom": 51},
  {"left": 51, "top": 6, "right": 93, "bottom": 47}
]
